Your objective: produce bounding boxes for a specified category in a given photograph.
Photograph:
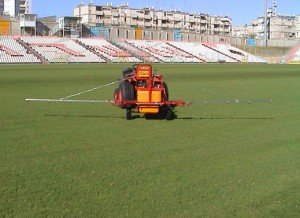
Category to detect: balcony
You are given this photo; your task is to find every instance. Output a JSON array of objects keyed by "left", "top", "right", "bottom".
[
  {"left": 103, "top": 11, "right": 112, "bottom": 16},
  {"left": 189, "top": 18, "right": 195, "bottom": 23},
  {"left": 131, "top": 21, "right": 137, "bottom": 26},
  {"left": 137, "top": 21, "right": 145, "bottom": 27},
  {"left": 174, "top": 23, "right": 182, "bottom": 29},
  {"left": 221, "top": 18, "right": 230, "bottom": 22},
  {"left": 112, "top": 20, "right": 119, "bottom": 26},
  {"left": 167, "top": 16, "right": 174, "bottom": 21},
  {"left": 137, "top": 13, "right": 144, "bottom": 19},
  {"left": 174, "top": 17, "right": 182, "bottom": 22},
  {"left": 96, "top": 20, "right": 104, "bottom": 24},
  {"left": 112, "top": 12, "right": 119, "bottom": 17},
  {"left": 131, "top": 13, "right": 138, "bottom": 18},
  {"left": 145, "top": 15, "right": 152, "bottom": 20},
  {"left": 96, "top": 11, "right": 104, "bottom": 16},
  {"left": 104, "top": 20, "right": 112, "bottom": 25}
]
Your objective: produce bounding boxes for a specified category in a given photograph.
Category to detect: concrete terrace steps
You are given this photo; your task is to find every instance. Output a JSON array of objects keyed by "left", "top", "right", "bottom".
[
  {"left": 29, "top": 43, "right": 85, "bottom": 57},
  {"left": 0, "top": 45, "right": 23, "bottom": 56},
  {"left": 202, "top": 42, "right": 240, "bottom": 63}
]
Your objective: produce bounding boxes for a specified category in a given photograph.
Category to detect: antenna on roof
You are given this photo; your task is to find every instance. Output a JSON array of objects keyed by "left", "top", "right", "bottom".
[{"left": 273, "top": 0, "right": 277, "bottom": 16}]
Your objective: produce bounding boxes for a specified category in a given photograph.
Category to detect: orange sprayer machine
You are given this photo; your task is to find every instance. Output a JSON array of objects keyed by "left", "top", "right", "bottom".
[{"left": 113, "top": 64, "right": 191, "bottom": 119}]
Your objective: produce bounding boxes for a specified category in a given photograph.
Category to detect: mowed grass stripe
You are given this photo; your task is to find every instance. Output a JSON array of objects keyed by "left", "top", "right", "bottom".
[{"left": 0, "top": 64, "right": 299, "bottom": 217}]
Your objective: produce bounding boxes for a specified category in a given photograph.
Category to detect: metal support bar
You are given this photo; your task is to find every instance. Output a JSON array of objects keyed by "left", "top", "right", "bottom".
[
  {"left": 193, "top": 99, "right": 272, "bottom": 105},
  {"left": 25, "top": 99, "right": 109, "bottom": 103},
  {"left": 25, "top": 98, "right": 272, "bottom": 105}
]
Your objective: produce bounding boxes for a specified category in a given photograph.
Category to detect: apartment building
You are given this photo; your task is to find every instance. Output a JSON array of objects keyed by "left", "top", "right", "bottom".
[
  {"left": 73, "top": 3, "right": 232, "bottom": 36},
  {"left": 268, "top": 15, "right": 295, "bottom": 38},
  {"left": 19, "top": 0, "right": 31, "bottom": 14},
  {"left": 0, "top": 0, "right": 4, "bottom": 15},
  {"left": 0, "top": 0, "right": 31, "bottom": 17},
  {"left": 233, "top": 14, "right": 296, "bottom": 40},
  {"left": 296, "top": 15, "right": 300, "bottom": 38}
]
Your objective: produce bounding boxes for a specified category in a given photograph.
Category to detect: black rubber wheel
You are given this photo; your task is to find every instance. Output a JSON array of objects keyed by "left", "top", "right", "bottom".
[
  {"left": 163, "top": 82, "right": 169, "bottom": 101},
  {"left": 166, "top": 109, "right": 175, "bottom": 120},
  {"left": 114, "top": 88, "right": 119, "bottom": 101},
  {"left": 132, "top": 64, "right": 139, "bottom": 71},
  {"left": 118, "top": 81, "right": 135, "bottom": 109},
  {"left": 125, "top": 108, "right": 132, "bottom": 120},
  {"left": 122, "top": 68, "right": 134, "bottom": 78}
]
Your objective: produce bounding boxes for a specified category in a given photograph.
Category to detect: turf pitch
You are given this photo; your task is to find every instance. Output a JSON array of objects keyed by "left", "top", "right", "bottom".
[{"left": 1, "top": 64, "right": 299, "bottom": 217}]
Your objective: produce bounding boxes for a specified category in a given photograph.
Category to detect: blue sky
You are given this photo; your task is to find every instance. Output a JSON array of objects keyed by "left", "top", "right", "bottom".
[{"left": 32, "top": 0, "right": 299, "bottom": 25}]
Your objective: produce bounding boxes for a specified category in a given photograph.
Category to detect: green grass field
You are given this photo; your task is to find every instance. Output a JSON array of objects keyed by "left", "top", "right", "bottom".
[{"left": 1, "top": 64, "right": 299, "bottom": 217}]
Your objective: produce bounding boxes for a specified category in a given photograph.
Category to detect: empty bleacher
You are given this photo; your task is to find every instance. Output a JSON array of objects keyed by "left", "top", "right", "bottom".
[
  {"left": 293, "top": 50, "right": 300, "bottom": 61},
  {"left": 127, "top": 40, "right": 201, "bottom": 63},
  {"left": 204, "top": 43, "right": 267, "bottom": 63},
  {"left": 0, "top": 36, "right": 40, "bottom": 64},
  {"left": 117, "top": 40, "right": 160, "bottom": 63},
  {"left": 0, "top": 45, "right": 22, "bottom": 56},
  {"left": 286, "top": 44, "right": 300, "bottom": 63},
  {"left": 0, "top": 36, "right": 268, "bottom": 64},
  {"left": 20, "top": 37, "right": 105, "bottom": 63},
  {"left": 77, "top": 38, "right": 142, "bottom": 63},
  {"left": 168, "top": 41, "right": 237, "bottom": 63}
]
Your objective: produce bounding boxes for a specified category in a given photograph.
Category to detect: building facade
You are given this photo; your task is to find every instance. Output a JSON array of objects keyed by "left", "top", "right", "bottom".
[
  {"left": 1, "top": 0, "right": 31, "bottom": 17},
  {"left": 0, "top": 0, "right": 4, "bottom": 15},
  {"left": 233, "top": 14, "right": 297, "bottom": 40},
  {"left": 268, "top": 15, "right": 295, "bottom": 39},
  {"left": 296, "top": 16, "right": 300, "bottom": 38},
  {"left": 73, "top": 3, "right": 232, "bottom": 36},
  {"left": 19, "top": 0, "right": 31, "bottom": 15}
]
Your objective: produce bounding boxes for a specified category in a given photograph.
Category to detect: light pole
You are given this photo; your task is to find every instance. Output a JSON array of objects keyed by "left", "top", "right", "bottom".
[{"left": 264, "top": 0, "right": 268, "bottom": 46}]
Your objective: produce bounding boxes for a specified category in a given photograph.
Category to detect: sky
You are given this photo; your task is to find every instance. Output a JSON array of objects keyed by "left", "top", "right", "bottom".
[{"left": 32, "top": 0, "right": 300, "bottom": 25}]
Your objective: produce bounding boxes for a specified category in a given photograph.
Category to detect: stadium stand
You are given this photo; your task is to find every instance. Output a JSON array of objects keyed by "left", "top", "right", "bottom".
[
  {"left": 293, "top": 50, "right": 300, "bottom": 61},
  {"left": 20, "top": 36, "right": 106, "bottom": 63},
  {"left": 0, "top": 35, "right": 268, "bottom": 64},
  {"left": 77, "top": 38, "right": 142, "bottom": 63},
  {"left": 127, "top": 40, "right": 201, "bottom": 63},
  {"left": 168, "top": 41, "right": 237, "bottom": 63},
  {"left": 117, "top": 40, "right": 160, "bottom": 63},
  {"left": 204, "top": 43, "right": 267, "bottom": 63},
  {"left": 0, "top": 36, "right": 40, "bottom": 64},
  {"left": 286, "top": 44, "right": 300, "bottom": 63}
]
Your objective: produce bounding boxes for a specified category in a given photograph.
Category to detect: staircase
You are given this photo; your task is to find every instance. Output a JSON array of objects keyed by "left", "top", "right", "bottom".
[
  {"left": 74, "top": 39, "right": 110, "bottom": 63},
  {"left": 166, "top": 42, "right": 206, "bottom": 63},
  {"left": 49, "top": 24, "right": 60, "bottom": 36},
  {"left": 16, "top": 38, "right": 49, "bottom": 64},
  {"left": 202, "top": 43, "right": 240, "bottom": 63},
  {"left": 110, "top": 40, "right": 160, "bottom": 63}
]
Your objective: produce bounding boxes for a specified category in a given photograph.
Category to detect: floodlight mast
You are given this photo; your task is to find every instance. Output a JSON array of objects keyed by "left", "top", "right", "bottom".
[{"left": 264, "top": 0, "right": 268, "bottom": 46}]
